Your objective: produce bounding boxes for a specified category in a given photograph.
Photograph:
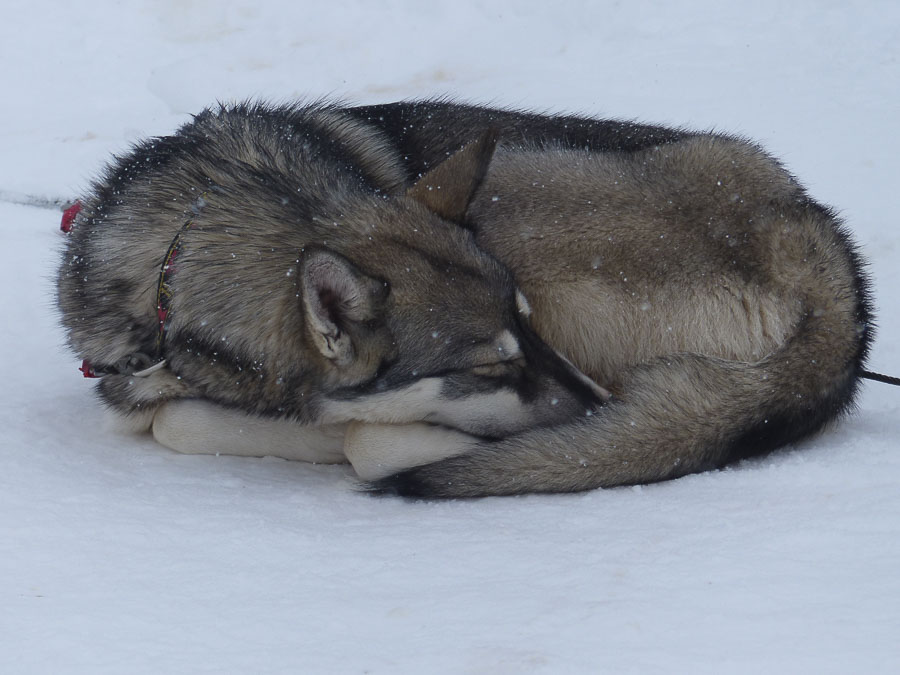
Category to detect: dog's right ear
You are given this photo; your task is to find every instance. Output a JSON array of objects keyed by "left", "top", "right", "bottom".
[
  {"left": 300, "top": 249, "right": 379, "bottom": 366},
  {"left": 406, "top": 127, "right": 498, "bottom": 225}
]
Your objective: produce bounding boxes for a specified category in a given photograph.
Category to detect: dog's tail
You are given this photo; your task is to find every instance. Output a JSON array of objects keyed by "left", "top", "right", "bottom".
[{"left": 369, "top": 207, "right": 874, "bottom": 498}]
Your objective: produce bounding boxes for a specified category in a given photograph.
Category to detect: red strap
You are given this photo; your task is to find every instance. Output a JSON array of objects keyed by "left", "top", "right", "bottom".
[
  {"left": 61, "top": 201, "right": 82, "bottom": 233},
  {"left": 79, "top": 360, "right": 100, "bottom": 378},
  {"left": 75, "top": 208, "right": 196, "bottom": 378}
]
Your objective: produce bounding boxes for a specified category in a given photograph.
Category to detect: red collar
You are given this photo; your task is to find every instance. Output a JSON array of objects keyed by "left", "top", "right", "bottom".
[{"left": 62, "top": 201, "right": 191, "bottom": 379}]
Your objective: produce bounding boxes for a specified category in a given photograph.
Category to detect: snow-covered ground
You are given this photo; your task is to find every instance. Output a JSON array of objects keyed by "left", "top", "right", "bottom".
[{"left": 2, "top": 1, "right": 899, "bottom": 672}]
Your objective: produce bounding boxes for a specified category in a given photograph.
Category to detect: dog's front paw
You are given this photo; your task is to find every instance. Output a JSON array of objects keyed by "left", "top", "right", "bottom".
[{"left": 343, "top": 421, "right": 478, "bottom": 481}]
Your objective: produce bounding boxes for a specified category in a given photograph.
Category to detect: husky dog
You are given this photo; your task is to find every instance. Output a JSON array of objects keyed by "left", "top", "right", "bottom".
[
  {"left": 58, "top": 101, "right": 873, "bottom": 498},
  {"left": 57, "top": 103, "right": 606, "bottom": 469}
]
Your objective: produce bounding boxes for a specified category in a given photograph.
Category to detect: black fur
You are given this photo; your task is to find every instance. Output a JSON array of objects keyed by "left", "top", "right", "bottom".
[{"left": 346, "top": 100, "right": 689, "bottom": 181}]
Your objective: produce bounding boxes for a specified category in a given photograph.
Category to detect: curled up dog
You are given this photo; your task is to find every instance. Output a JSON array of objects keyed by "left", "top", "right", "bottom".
[{"left": 58, "top": 101, "right": 875, "bottom": 497}]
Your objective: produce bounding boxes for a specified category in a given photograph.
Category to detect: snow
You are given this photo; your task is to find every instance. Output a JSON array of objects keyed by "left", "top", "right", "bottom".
[{"left": 2, "top": 1, "right": 900, "bottom": 672}]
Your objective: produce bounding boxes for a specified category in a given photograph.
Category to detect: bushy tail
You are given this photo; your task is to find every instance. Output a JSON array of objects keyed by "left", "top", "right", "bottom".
[{"left": 370, "top": 214, "right": 873, "bottom": 498}]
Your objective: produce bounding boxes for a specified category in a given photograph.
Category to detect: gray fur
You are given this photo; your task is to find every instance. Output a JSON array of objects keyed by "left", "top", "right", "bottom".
[
  {"left": 364, "top": 109, "right": 872, "bottom": 497},
  {"left": 57, "top": 102, "right": 603, "bottom": 439}
]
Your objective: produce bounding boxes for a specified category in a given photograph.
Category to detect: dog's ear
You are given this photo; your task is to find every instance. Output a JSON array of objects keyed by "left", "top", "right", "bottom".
[
  {"left": 407, "top": 127, "right": 498, "bottom": 224},
  {"left": 300, "top": 249, "right": 379, "bottom": 365}
]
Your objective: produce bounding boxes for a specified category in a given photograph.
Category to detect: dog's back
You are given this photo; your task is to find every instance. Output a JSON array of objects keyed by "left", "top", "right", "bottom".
[
  {"left": 346, "top": 100, "right": 689, "bottom": 181},
  {"left": 358, "top": 102, "right": 874, "bottom": 497}
]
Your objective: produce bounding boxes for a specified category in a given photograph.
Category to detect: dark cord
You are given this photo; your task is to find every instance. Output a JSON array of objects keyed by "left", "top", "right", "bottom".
[{"left": 861, "top": 370, "right": 900, "bottom": 386}]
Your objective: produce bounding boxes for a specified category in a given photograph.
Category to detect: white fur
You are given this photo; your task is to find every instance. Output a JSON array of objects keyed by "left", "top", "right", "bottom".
[
  {"left": 324, "top": 377, "right": 540, "bottom": 435},
  {"left": 343, "top": 421, "right": 477, "bottom": 480},
  {"left": 321, "top": 378, "right": 445, "bottom": 424},
  {"left": 515, "top": 289, "right": 532, "bottom": 318},
  {"left": 152, "top": 400, "right": 347, "bottom": 464},
  {"left": 426, "top": 389, "right": 531, "bottom": 431},
  {"left": 105, "top": 408, "right": 157, "bottom": 434},
  {"left": 495, "top": 330, "right": 522, "bottom": 359}
]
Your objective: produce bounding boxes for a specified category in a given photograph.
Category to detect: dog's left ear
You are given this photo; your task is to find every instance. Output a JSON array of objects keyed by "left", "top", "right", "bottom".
[
  {"left": 300, "top": 248, "right": 379, "bottom": 366},
  {"left": 407, "top": 127, "right": 498, "bottom": 224}
]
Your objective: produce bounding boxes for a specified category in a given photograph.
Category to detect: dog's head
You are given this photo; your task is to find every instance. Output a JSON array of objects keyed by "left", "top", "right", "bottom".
[{"left": 302, "top": 131, "right": 608, "bottom": 437}]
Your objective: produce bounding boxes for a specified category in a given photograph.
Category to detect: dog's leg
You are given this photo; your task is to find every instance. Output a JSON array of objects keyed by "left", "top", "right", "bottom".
[
  {"left": 152, "top": 399, "right": 347, "bottom": 464},
  {"left": 344, "top": 421, "right": 478, "bottom": 481}
]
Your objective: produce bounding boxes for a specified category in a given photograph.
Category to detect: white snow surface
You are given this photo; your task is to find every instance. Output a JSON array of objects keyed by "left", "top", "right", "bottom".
[{"left": 2, "top": 1, "right": 899, "bottom": 672}]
